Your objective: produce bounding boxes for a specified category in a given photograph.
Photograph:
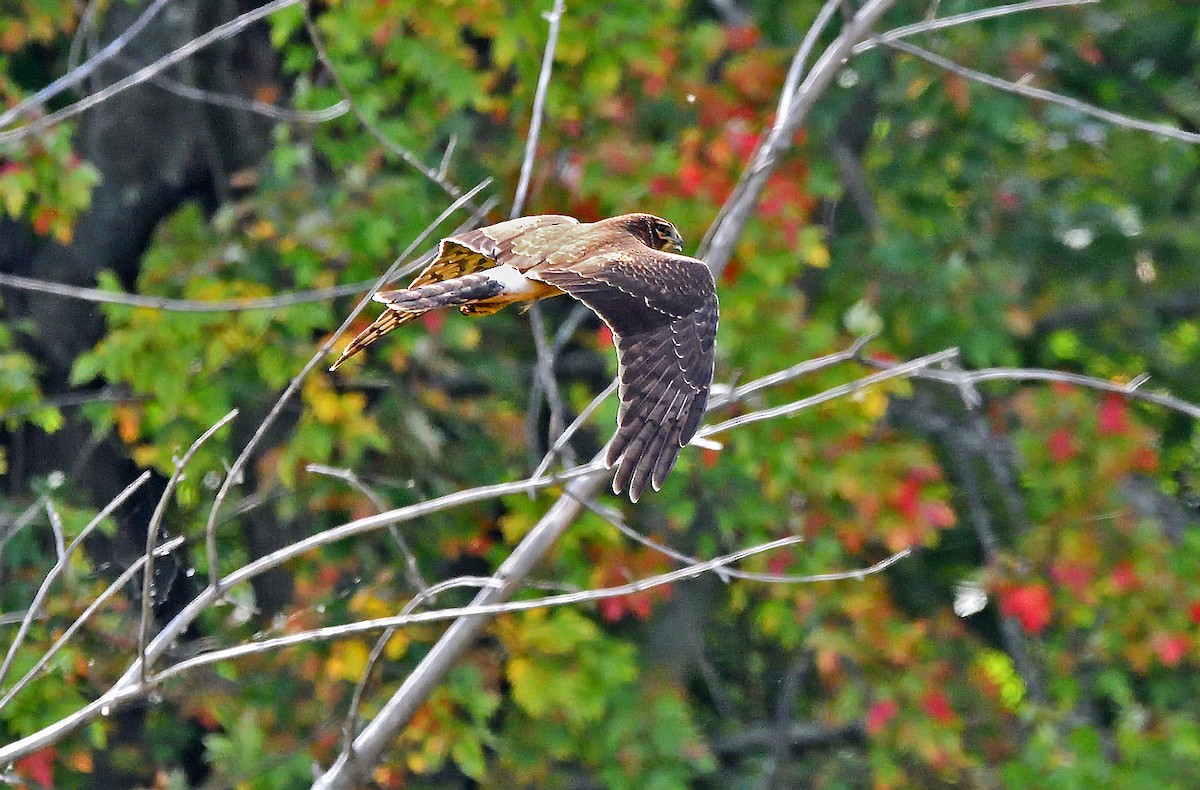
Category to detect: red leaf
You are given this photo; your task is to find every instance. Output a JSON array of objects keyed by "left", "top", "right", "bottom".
[
  {"left": 599, "top": 596, "right": 625, "bottom": 622},
  {"left": 1189, "top": 601, "right": 1200, "bottom": 626},
  {"left": 1000, "top": 583, "right": 1053, "bottom": 634},
  {"left": 866, "top": 699, "right": 898, "bottom": 735},
  {"left": 1097, "top": 392, "right": 1130, "bottom": 436},
  {"left": 596, "top": 325, "right": 613, "bottom": 348},
  {"left": 1111, "top": 561, "right": 1140, "bottom": 593},
  {"left": 17, "top": 748, "right": 55, "bottom": 786},
  {"left": 892, "top": 478, "right": 921, "bottom": 521},
  {"left": 1050, "top": 563, "right": 1093, "bottom": 596},
  {"left": 726, "top": 24, "right": 760, "bottom": 52},
  {"left": 921, "top": 500, "right": 956, "bottom": 529},
  {"left": 649, "top": 175, "right": 673, "bottom": 198},
  {"left": 1152, "top": 632, "right": 1190, "bottom": 667},
  {"left": 420, "top": 311, "right": 444, "bottom": 334},
  {"left": 921, "top": 690, "right": 955, "bottom": 724},
  {"left": 678, "top": 161, "right": 703, "bottom": 197},
  {"left": 32, "top": 206, "right": 57, "bottom": 236},
  {"left": 1047, "top": 428, "right": 1076, "bottom": 464}
]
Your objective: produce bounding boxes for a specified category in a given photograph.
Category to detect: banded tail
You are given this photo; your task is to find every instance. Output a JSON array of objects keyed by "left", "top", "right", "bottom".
[{"left": 329, "top": 273, "right": 507, "bottom": 370}]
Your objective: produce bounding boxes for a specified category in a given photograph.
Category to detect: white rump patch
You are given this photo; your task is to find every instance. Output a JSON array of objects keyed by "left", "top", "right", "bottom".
[{"left": 484, "top": 264, "right": 539, "bottom": 294}]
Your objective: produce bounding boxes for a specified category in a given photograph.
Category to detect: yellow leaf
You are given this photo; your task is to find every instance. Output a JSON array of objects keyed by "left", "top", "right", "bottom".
[
  {"left": 804, "top": 241, "right": 830, "bottom": 269},
  {"left": 385, "top": 631, "right": 409, "bottom": 660},
  {"left": 132, "top": 444, "right": 160, "bottom": 467},
  {"left": 853, "top": 387, "right": 889, "bottom": 420},
  {"left": 327, "top": 640, "right": 371, "bottom": 682},
  {"left": 246, "top": 219, "right": 276, "bottom": 240}
]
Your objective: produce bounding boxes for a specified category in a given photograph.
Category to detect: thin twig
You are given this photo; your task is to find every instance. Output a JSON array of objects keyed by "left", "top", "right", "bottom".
[
  {"left": 0, "top": 497, "right": 49, "bottom": 558},
  {"left": 44, "top": 501, "right": 65, "bottom": 564},
  {"left": 511, "top": 0, "right": 565, "bottom": 217},
  {"left": 513, "top": 0, "right": 568, "bottom": 474},
  {"left": 0, "top": 205, "right": 499, "bottom": 315},
  {"left": 138, "top": 410, "right": 237, "bottom": 684},
  {"left": 877, "top": 361, "right": 1200, "bottom": 421},
  {"left": 580, "top": 494, "right": 912, "bottom": 585},
  {"left": 707, "top": 333, "right": 876, "bottom": 409},
  {"left": 0, "top": 0, "right": 305, "bottom": 144},
  {"left": 66, "top": 0, "right": 105, "bottom": 76},
  {"left": 777, "top": 0, "right": 841, "bottom": 122},
  {"left": 0, "top": 472, "right": 153, "bottom": 692},
  {"left": 526, "top": 305, "right": 569, "bottom": 464},
  {"left": 699, "top": 0, "right": 902, "bottom": 275},
  {"left": 0, "top": 0, "right": 174, "bottom": 129},
  {"left": 0, "top": 537, "right": 184, "bottom": 714},
  {"left": 302, "top": 1, "right": 465, "bottom": 201},
  {"left": 167, "top": 536, "right": 807, "bottom": 682},
  {"left": 203, "top": 180, "right": 492, "bottom": 592},
  {"left": 531, "top": 378, "right": 619, "bottom": 484},
  {"left": 0, "top": 271, "right": 373, "bottom": 312},
  {"left": 853, "top": 0, "right": 1099, "bottom": 55},
  {"left": 888, "top": 39, "right": 1200, "bottom": 145},
  {"left": 0, "top": 387, "right": 141, "bottom": 425},
  {"left": 113, "top": 53, "right": 350, "bottom": 123},
  {"left": 305, "top": 464, "right": 429, "bottom": 593},
  {"left": 699, "top": 348, "right": 960, "bottom": 437}
]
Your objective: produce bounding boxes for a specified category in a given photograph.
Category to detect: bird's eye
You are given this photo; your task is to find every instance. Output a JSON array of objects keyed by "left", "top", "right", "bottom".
[{"left": 656, "top": 222, "right": 682, "bottom": 252}]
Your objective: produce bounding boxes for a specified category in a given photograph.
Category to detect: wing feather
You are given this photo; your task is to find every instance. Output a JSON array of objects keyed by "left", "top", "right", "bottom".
[{"left": 529, "top": 248, "right": 718, "bottom": 500}]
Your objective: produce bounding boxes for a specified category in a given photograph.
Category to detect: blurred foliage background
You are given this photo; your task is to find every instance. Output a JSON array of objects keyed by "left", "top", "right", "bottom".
[{"left": 3, "top": 0, "right": 1200, "bottom": 787}]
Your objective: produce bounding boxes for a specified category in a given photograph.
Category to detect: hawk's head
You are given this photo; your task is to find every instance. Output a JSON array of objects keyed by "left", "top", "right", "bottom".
[{"left": 620, "top": 213, "right": 685, "bottom": 254}]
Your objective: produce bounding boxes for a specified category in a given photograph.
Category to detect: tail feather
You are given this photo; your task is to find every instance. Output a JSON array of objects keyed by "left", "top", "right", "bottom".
[
  {"left": 329, "top": 309, "right": 417, "bottom": 370},
  {"left": 329, "top": 273, "right": 507, "bottom": 371},
  {"left": 377, "top": 273, "right": 505, "bottom": 311}
]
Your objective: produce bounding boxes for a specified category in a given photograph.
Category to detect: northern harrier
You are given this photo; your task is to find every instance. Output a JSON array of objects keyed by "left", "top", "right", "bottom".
[{"left": 330, "top": 213, "right": 718, "bottom": 502}]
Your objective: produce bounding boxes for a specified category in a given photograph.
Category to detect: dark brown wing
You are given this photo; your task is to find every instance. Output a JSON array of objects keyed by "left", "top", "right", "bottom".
[
  {"left": 528, "top": 248, "right": 718, "bottom": 502},
  {"left": 330, "top": 215, "right": 579, "bottom": 370}
]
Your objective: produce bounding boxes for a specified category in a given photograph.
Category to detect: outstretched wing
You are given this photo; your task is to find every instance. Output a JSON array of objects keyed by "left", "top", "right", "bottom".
[
  {"left": 528, "top": 248, "right": 718, "bottom": 502},
  {"left": 330, "top": 215, "right": 579, "bottom": 370},
  {"left": 414, "top": 214, "right": 580, "bottom": 285}
]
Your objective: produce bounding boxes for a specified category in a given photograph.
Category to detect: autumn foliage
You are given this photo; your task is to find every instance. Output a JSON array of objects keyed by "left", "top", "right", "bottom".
[{"left": 3, "top": 1, "right": 1200, "bottom": 788}]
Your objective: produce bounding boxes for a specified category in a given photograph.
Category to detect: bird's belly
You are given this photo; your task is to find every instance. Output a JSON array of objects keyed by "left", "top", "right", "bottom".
[{"left": 458, "top": 276, "right": 563, "bottom": 316}]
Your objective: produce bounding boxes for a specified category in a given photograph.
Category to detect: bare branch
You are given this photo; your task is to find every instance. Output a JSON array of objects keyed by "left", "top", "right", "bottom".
[
  {"left": 513, "top": 0, "right": 568, "bottom": 473},
  {"left": 0, "top": 201, "right": 498, "bottom": 315},
  {"left": 302, "top": 2, "right": 467, "bottom": 202},
  {"left": 0, "top": 472, "right": 153, "bottom": 692},
  {"left": 887, "top": 39, "right": 1200, "bottom": 145},
  {"left": 184, "top": 539, "right": 805, "bottom": 693},
  {"left": 532, "top": 378, "right": 619, "bottom": 483},
  {"left": 853, "top": 0, "right": 1099, "bottom": 55},
  {"left": 44, "top": 501, "right": 65, "bottom": 563},
  {"left": 306, "top": 464, "right": 429, "bottom": 594},
  {"left": 511, "top": 0, "right": 565, "bottom": 218},
  {"left": 777, "top": 0, "right": 841, "bottom": 123},
  {"left": 698, "top": 347, "right": 960, "bottom": 438},
  {"left": 0, "top": 536, "right": 183, "bottom": 714},
  {"left": 865, "top": 359, "right": 1200, "bottom": 421},
  {"left": 708, "top": 333, "right": 877, "bottom": 409},
  {"left": 0, "top": 0, "right": 173, "bottom": 129},
  {"left": 113, "top": 53, "right": 350, "bottom": 123},
  {"left": 204, "top": 179, "right": 492, "bottom": 592},
  {"left": 138, "top": 410, "right": 237, "bottom": 683},
  {"left": 0, "top": 271, "right": 376, "bottom": 312},
  {"left": 0, "top": 0, "right": 305, "bottom": 144},
  {"left": 699, "top": 0, "right": 902, "bottom": 276}
]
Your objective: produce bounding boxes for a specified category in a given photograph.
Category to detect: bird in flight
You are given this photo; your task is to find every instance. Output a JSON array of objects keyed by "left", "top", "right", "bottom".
[{"left": 330, "top": 213, "right": 718, "bottom": 502}]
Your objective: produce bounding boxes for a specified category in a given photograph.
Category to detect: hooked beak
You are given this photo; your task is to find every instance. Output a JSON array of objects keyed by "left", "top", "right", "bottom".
[{"left": 664, "top": 227, "right": 685, "bottom": 253}]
